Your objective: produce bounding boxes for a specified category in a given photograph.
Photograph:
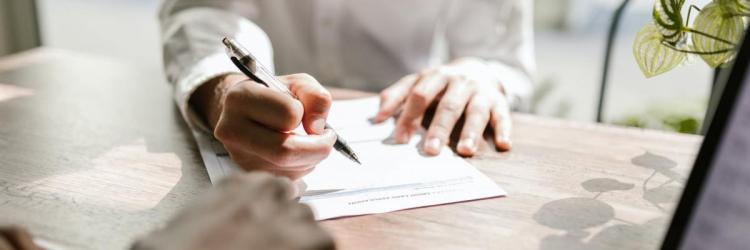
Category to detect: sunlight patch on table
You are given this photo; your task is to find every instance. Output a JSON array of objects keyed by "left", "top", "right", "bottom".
[
  {"left": 0, "top": 83, "right": 35, "bottom": 102},
  {"left": 27, "top": 138, "right": 182, "bottom": 211}
]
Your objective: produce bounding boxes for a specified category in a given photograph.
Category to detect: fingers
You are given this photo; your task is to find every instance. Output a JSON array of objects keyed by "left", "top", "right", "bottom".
[
  {"left": 423, "top": 77, "right": 475, "bottom": 155},
  {"left": 457, "top": 96, "right": 492, "bottom": 157},
  {"left": 281, "top": 74, "right": 333, "bottom": 135},
  {"left": 215, "top": 117, "right": 337, "bottom": 168},
  {"left": 223, "top": 80, "right": 304, "bottom": 132},
  {"left": 374, "top": 74, "right": 419, "bottom": 123},
  {"left": 394, "top": 73, "right": 448, "bottom": 143},
  {"left": 216, "top": 73, "right": 335, "bottom": 181},
  {"left": 490, "top": 97, "right": 513, "bottom": 151}
]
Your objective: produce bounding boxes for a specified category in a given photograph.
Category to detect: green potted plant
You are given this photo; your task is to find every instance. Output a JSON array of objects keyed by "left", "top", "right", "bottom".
[{"left": 633, "top": 0, "right": 749, "bottom": 77}]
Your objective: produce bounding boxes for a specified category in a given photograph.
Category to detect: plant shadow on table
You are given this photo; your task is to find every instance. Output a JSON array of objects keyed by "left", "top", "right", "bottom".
[{"left": 533, "top": 151, "right": 685, "bottom": 249}]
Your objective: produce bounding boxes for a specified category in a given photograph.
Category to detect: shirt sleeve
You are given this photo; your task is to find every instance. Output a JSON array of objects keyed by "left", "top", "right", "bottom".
[
  {"left": 445, "top": 0, "right": 535, "bottom": 111},
  {"left": 159, "top": 0, "right": 275, "bottom": 131}
]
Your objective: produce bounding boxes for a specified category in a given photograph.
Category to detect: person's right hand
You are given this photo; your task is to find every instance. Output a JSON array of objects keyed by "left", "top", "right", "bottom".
[
  {"left": 190, "top": 73, "right": 337, "bottom": 180},
  {"left": 132, "top": 172, "right": 335, "bottom": 250}
]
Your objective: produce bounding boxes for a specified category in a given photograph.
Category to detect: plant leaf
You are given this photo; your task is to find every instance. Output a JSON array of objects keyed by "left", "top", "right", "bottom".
[
  {"left": 738, "top": 0, "right": 750, "bottom": 14},
  {"left": 692, "top": 2, "right": 745, "bottom": 67},
  {"left": 633, "top": 22, "right": 687, "bottom": 78},
  {"left": 653, "top": 0, "right": 686, "bottom": 45},
  {"left": 718, "top": 0, "right": 750, "bottom": 15}
]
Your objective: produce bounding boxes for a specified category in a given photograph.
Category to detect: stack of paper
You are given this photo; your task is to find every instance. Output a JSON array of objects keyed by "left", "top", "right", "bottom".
[{"left": 194, "top": 97, "right": 505, "bottom": 220}]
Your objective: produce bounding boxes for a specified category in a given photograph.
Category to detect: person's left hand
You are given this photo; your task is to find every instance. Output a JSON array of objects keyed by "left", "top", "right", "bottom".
[{"left": 373, "top": 58, "right": 512, "bottom": 157}]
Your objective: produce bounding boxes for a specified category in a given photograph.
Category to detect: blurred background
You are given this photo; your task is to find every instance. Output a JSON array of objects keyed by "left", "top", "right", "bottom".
[{"left": 0, "top": 0, "right": 715, "bottom": 133}]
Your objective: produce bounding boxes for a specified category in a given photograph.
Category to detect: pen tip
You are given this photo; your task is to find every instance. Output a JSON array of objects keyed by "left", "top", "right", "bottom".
[{"left": 351, "top": 155, "right": 362, "bottom": 165}]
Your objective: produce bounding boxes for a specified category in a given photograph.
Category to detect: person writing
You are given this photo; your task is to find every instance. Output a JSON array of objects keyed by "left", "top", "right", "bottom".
[{"left": 159, "top": 0, "right": 535, "bottom": 179}]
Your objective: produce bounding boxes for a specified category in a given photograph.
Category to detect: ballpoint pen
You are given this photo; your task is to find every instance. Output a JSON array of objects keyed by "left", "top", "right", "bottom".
[{"left": 221, "top": 37, "right": 361, "bottom": 165}]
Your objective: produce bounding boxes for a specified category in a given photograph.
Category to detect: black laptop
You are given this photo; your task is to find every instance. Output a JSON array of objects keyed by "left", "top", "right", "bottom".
[{"left": 660, "top": 28, "right": 750, "bottom": 249}]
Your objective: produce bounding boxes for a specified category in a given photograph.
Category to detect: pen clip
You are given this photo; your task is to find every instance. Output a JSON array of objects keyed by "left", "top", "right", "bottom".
[{"left": 230, "top": 56, "right": 268, "bottom": 87}]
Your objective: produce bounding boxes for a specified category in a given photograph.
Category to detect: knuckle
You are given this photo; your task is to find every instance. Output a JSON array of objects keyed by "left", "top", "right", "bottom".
[
  {"left": 312, "top": 89, "right": 333, "bottom": 106},
  {"left": 440, "top": 99, "right": 465, "bottom": 114},
  {"left": 470, "top": 97, "right": 492, "bottom": 111},
  {"left": 409, "top": 88, "right": 429, "bottom": 105},
  {"left": 469, "top": 96, "right": 492, "bottom": 110},
  {"left": 213, "top": 123, "right": 233, "bottom": 142},
  {"left": 278, "top": 102, "right": 304, "bottom": 130}
]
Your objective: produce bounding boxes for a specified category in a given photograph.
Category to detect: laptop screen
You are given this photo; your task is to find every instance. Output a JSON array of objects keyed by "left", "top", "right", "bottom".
[{"left": 678, "top": 63, "right": 750, "bottom": 249}]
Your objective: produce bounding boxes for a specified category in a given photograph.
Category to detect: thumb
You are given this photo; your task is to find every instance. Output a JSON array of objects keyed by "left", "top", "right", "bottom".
[{"left": 281, "top": 74, "right": 332, "bottom": 135}]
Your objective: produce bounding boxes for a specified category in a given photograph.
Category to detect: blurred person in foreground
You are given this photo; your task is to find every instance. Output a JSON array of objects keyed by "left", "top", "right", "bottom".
[
  {"left": 0, "top": 173, "right": 334, "bottom": 250},
  {"left": 159, "top": 0, "right": 534, "bottom": 180}
]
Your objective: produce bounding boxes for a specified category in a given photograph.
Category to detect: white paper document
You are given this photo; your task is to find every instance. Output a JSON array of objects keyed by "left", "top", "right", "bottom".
[{"left": 194, "top": 97, "right": 506, "bottom": 220}]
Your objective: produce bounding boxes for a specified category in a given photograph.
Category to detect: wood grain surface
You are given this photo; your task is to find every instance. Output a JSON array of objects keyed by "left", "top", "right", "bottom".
[{"left": 0, "top": 49, "right": 702, "bottom": 250}]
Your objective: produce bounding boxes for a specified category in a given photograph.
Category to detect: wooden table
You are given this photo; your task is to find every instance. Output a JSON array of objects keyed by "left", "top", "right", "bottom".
[{"left": 0, "top": 49, "right": 702, "bottom": 250}]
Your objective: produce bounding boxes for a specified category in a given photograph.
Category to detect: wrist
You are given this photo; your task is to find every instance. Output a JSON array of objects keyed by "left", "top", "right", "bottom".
[{"left": 189, "top": 73, "right": 246, "bottom": 130}]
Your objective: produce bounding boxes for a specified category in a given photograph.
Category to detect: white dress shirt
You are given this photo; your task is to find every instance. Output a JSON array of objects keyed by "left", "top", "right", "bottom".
[{"left": 159, "top": 0, "right": 535, "bottom": 129}]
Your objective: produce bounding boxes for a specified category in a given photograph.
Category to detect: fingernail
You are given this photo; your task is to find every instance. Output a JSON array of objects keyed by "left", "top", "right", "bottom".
[
  {"left": 496, "top": 139, "right": 512, "bottom": 152},
  {"left": 458, "top": 137, "right": 477, "bottom": 153},
  {"left": 425, "top": 137, "right": 442, "bottom": 155},
  {"left": 312, "top": 119, "right": 326, "bottom": 134}
]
